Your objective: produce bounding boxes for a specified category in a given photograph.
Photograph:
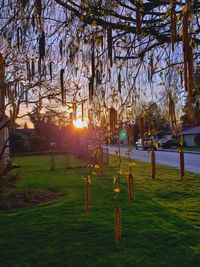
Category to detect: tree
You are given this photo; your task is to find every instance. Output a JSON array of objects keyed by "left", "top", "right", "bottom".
[{"left": 0, "top": 1, "right": 200, "bottom": 129}]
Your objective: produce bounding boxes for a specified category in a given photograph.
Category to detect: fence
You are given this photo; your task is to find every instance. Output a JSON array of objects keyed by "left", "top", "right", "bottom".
[{"left": 11, "top": 145, "right": 109, "bottom": 171}]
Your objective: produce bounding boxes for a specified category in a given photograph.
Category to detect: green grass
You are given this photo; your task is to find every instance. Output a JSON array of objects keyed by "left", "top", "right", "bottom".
[{"left": 0, "top": 154, "right": 199, "bottom": 267}]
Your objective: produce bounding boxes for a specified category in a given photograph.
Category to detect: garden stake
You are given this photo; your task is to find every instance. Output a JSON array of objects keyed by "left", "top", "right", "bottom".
[
  {"left": 179, "top": 149, "right": 185, "bottom": 181},
  {"left": 115, "top": 206, "right": 121, "bottom": 244},
  {"left": 128, "top": 173, "right": 134, "bottom": 204},
  {"left": 85, "top": 176, "right": 90, "bottom": 213},
  {"left": 151, "top": 150, "right": 156, "bottom": 179}
]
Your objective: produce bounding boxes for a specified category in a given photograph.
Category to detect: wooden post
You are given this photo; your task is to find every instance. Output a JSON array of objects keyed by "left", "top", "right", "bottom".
[
  {"left": 50, "top": 152, "right": 55, "bottom": 171},
  {"left": 65, "top": 153, "right": 70, "bottom": 169}
]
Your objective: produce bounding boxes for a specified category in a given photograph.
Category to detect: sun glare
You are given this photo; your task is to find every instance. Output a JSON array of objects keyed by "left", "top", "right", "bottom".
[{"left": 73, "top": 119, "right": 88, "bottom": 128}]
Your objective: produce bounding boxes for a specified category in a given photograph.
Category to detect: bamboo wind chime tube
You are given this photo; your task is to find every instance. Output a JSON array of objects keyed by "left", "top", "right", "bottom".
[
  {"left": 31, "top": 60, "right": 35, "bottom": 78},
  {"left": 110, "top": 108, "right": 117, "bottom": 135},
  {"left": 170, "top": 0, "right": 177, "bottom": 51},
  {"left": 70, "top": 112, "right": 73, "bottom": 125},
  {"left": 39, "top": 31, "right": 45, "bottom": 60},
  {"left": 85, "top": 176, "right": 90, "bottom": 213},
  {"left": 127, "top": 124, "right": 134, "bottom": 147},
  {"left": 89, "top": 38, "right": 95, "bottom": 103},
  {"left": 107, "top": 28, "right": 113, "bottom": 67},
  {"left": 59, "top": 40, "right": 63, "bottom": 58},
  {"left": 118, "top": 72, "right": 121, "bottom": 94},
  {"left": 81, "top": 102, "right": 84, "bottom": 121},
  {"left": 49, "top": 62, "right": 52, "bottom": 81},
  {"left": 60, "top": 69, "right": 65, "bottom": 105},
  {"left": 151, "top": 150, "right": 156, "bottom": 179},
  {"left": 168, "top": 92, "right": 177, "bottom": 132},
  {"left": 17, "top": 27, "right": 23, "bottom": 50},
  {"left": 36, "top": 0, "right": 42, "bottom": 24},
  {"left": 115, "top": 207, "right": 121, "bottom": 244},
  {"left": 136, "top": 3, "right": 142, "bottom": 36},
  {"left": 128, "top": 173, "right": 134, "bottom": 204},
  {"left": 179, "top": 149, "right": 185, "bottom": 181},
  {"left": 182, "top": 2, "right": 194, "bottom": 122},
  {"left": 73, "top": 103, "right": 77, "bottom": 121}
]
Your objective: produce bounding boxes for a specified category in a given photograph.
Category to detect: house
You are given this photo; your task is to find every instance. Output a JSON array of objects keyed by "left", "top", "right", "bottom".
[
  {"left": 156, "top": 129, "right": 172, "bottom": 140},
  {"left": 9, "top": 128, "right": 35, "bottom": 153},
  {"left": 0, "top": 116, "right": 10, "bottom": 171},
  {"left": 182, "top": 125, "right": 200, "bottom": 147}
]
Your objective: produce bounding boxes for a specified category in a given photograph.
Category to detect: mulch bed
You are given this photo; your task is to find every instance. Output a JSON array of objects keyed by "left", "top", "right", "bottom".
[{"left": 0, "top": 188, "right": 59, "bottom": 210}]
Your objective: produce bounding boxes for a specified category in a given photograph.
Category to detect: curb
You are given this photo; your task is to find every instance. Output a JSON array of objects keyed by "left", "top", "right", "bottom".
[
  {"left": 157, "top": 149, "right": 200, "bottom": 154},
  {"left": 105, "top": 145, "right": 200, "bottom": 155}
]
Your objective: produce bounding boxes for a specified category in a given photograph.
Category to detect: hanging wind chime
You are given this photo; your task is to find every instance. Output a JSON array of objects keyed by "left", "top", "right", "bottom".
[
  {"left": 107, "top": 28, "right": 113, "bottom": 67},
  {"left": 170, "top": 0, "right": 177, "bottom": 51},
  {"left": 182, "top": 1, "right": 194, "bottom": 123},
  {"left": 136, "top": 2, "right": 142, "bottom": 36},
  {"left": 110, "top": 107, "right": 117, "bottom": 135},
  {"left": 85, "top": 176, "right": 91, "bottom": 213},
  {"left": 60, "top": 69, "right": 65, "bottom": 105}
]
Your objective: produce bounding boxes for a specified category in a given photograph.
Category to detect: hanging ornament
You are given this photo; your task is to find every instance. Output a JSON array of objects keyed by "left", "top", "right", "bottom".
[
  {"left": 39, "top": 31, "right": 45, "bottom": 60},
  {"left": 60, "top": 69, "right": 65, "bottom": 105},
  {"left": 35, "top": 0, "right": 42, "bottom": 24},
  {"left": 170, "top": 0, "right": 177, "bottom": 51},
  {"left": 151, "top": 150, "right": 156, "bottom": 179},
  {"left": 118, "top": 72, "right": 121, "bottom": 94},
  {"left": 182, "top": 2, "right": 194, "bottom": 122},
  {"left": 59, "top": 40, "right": 63, "bottom": 58},
  {"left": 73, "top": 102, "right": 77, "bottom": 121},
  {"left": 70, "top": 112, "right": 73, "bottom": 125},
  {"left": 31, "top": 60, "right": 35, "bottom": 78},
  {"left": 17, "top": 27, "right": 23, "bottom": 50},
  {"left": 179, "top": 148, "right": 185, "bottom": 181},
  {"left": 110, "top": 107, "right": 117, "bottom": 135},
  {"left": 127, "top": 124, "right": 134, "bottom": 147},
  {"left": 25, "top": 89, "right": 28, "bottom": 109},
  {"left": 136, "top": 3, "right": 142, "bottom": 36},
  {"left": 49, "top": 62, "right": 53, "bottom": 81},
  {"left": 128, "top": 173, "right": 134, "bottom": 204},
  {"left": 114, "top": 207, "right": 121, "bottom": 244},
  {"left": 85, "top": 176, "right": 91, "bottom": 213},
  {"left": 107, "top": 28, "right": 113, "bottom": 67},
  {"left": 89, "top": 78, "right": 94, "bottom": 103},
  {"left": 26, "top": 60, "right": 31, "bottom": 80},
  {"left": 168, "top": 91, "right": 177, "bottom": 132},
  {"left": 81, "top": 102, "right": 84, "bottom": 121}
]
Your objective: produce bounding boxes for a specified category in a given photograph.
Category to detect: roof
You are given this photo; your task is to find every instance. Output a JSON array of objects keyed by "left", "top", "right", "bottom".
[
  {"left": 157, "top": 129, "right": 172, "bottom": 135},
  {"left": 9, "top": 128, "right": 35, "bottom": 139},
  {"left": 182, "top": 125, "right": 200, "bottom": 135}
]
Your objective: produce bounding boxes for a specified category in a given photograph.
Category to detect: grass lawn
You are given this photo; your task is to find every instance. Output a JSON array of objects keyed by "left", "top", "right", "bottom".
[{"left": 0, "top": 154, "right": 199, "bottom": 267}]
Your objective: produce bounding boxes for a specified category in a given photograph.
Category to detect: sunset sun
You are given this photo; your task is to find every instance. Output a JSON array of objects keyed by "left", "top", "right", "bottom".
[{"left": 73, "top": 119, "right": 88, "bottom": 128}]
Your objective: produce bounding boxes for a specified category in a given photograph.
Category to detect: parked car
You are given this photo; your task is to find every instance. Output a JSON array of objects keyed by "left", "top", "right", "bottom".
[
  {"left": 161, "top": 139, "right": 179, "bottom": 149},
  {"left": 135, "top": 138, "right": 157, "bottom": 150},
  {"left": 157, "top": 138, "right": 168, "bottom": 147}
]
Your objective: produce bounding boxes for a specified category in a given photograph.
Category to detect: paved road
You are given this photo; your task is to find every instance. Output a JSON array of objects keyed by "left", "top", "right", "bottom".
[{"left": 105, "top": 146, "right": 200, "bottom": 174}]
